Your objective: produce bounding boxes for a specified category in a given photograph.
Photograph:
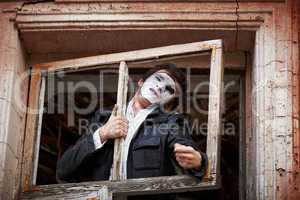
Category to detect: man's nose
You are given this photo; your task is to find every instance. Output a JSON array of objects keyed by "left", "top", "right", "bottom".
[
  {"left": 156, "top": 85, "right": 162, "bottom": 93},
  {"left": 155, "top": 85, "right": 162, "bottom": 93}
]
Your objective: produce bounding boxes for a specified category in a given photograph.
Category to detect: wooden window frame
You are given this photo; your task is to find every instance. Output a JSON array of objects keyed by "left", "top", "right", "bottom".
[{"left": 21, "top": 39, "right": 224, "bottom": 199}]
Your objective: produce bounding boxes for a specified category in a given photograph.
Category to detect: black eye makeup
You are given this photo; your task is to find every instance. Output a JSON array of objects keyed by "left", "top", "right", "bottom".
[
  {"left": 155, "top": 75, "right": 162, "bottom": 82},
  {"left": 165, "top": 85, "right": 175, "bottom": 94},
  {"left": 157, "top": 74, "right": 165, "bottom": 81}
]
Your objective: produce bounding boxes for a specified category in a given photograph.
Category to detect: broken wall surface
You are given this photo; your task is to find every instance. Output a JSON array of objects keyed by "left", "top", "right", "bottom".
[{"left": 0, "top": 2, "right": 28, "bottom": 199}]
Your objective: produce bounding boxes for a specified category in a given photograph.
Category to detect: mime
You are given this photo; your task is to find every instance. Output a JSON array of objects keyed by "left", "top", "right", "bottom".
[{"left": 57, "top": 64, "right": 208, "bottom": 200}]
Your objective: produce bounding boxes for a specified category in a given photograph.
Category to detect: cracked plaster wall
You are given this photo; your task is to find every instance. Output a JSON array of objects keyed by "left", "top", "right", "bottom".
[{"left": 0, "top": 2, "right": 28, "bottom": 199}]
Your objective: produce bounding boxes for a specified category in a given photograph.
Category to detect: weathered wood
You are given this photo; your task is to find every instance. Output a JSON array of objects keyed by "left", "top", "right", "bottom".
[
  {"left": 206, "top": 41, "right": 223, "bottom": 178},
  {"left": 100, "top": 186, "right": 113, "bottom": 200},
  {"left": 56, "top": 0, "right": 285, "bottom": 2},
  {"left": 20, "top": 41, "right": 223, "bottom": 199},
  {"left": 22, "top": 185, "right": 112, "bottom": 200},
  {"left": 21, "top": 175, "right": 219, "bottom": 200},
  {"left": 16, "top": 13, "right": 263, "bottom": 25},
  {"left": 127, "top": 51, "right": 245, "bottom": 70},
  {"left": 21, "top": 68, "right": 42, "bottom": 191},
  {"left": 32, "top": 76, "right": 46, "bottom": 185},
  {"left": 36, "top": 40, "right": 221, "bottom": 72},
  {"left": 22, "top": 40, "right": 223, "bottom": 192},
  {"left": 112, "top": 61, "right": 129, "bottom": 181}
]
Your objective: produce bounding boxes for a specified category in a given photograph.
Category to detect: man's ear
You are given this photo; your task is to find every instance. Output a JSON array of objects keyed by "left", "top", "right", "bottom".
[{"left": 138, "top": 79, "right": 144, "bottom": 87}]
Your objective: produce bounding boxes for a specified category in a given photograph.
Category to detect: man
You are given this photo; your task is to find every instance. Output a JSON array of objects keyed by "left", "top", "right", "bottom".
[{"left": 57, "top": 64, "right": 207, "bottom": 199}]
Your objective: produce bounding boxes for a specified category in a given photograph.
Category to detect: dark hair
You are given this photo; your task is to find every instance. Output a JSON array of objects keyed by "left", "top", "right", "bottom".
[{"left": 141, "top": 63, "right": 186, "bottom": 111}]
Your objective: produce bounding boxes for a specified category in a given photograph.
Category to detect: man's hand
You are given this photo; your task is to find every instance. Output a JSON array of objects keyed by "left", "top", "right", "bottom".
[
  {"left": 174, "top": 143, "right": 202, "bottom": 170},
  {"left": 100, "top": 105, "right": 129, "bottom": 143}
]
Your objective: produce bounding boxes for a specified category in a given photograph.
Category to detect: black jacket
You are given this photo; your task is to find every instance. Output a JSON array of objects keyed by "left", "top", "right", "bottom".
[{"left": 57, "top": 107, "right": 208, "bottom": 198}]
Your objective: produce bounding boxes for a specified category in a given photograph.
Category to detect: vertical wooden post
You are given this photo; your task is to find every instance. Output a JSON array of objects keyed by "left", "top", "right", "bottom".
[
  {"left": 21, "top": 68, "right": 42, "bottom": 191},
  {"left": 206, "top": 42, "right": 223, "bottom": 179},
  {"left": 32, "top": 75, "right": 46, "bottom": 185},
  {"left": 99, "top": 186, "right": 113, "bottom": 200},
  {"left": 112, "top": 61, "right": 129, "bottom": 181}
]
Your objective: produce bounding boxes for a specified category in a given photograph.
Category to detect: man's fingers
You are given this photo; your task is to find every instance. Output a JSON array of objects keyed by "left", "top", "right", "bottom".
[
  {"left": 103, "top": 105, "right": 130, "bottom": 140},
  {"left": 175, "top": 146, "right": 194, "bottom": 153},
  {"left": 174, "top": 144, "right": 194, "bottom": 153},
  {"left": 117, "top": 130, "right": 127, "bottom": 137},
  {"left": 175, "top": 152, "right": 194, "bottom": 160},
  {"left": 114, "top": 116, "right": 127, "bottom": 121},
  {"left": 116, "top": 119, "right": 129, "bottom": 126},
  {"left": 174, "top": 143, "right": 183, "bottom": 149},
  {"left": 122, "top": 131, "right": 128, "bottom": 137},
  {"left": 174, "top": 145, "right": 198, "bottom": 169},
  {"left": 115, "top": 123, "right": 129, "bottom": 130},
  {"left": 177, "top": 158, "right": 193, "bottom": 169},
  {"left": 176, "top": 156, "right": 193, "bottom": 165},
  {"left": 113, "top": 118, "right": 129, "bottom": 132},
  {"left": 116, "top": 126, "right": 128, "bottom": 134},
  {"left": 177, "top": 159, "right": 192, "bottom": 169},
  {"left": 114, "top": 117, "right": 129, "bottom": 124},
  {"left": 176, "top": 156, "right": 185, "bottom": 163},
  {"left": 115, "top": 128, "right": 127, "bottom": 138},
  {"left": 175, "top": 153, "right": 192, "bottom": 162},
  {"left": 176, "top": 156, "right": 189, "bottom": 163}
]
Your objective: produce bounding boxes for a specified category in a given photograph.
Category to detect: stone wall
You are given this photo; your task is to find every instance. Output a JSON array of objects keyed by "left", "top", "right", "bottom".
[{"left": 0, "top": 2, "right": 28, "bottom": 199}]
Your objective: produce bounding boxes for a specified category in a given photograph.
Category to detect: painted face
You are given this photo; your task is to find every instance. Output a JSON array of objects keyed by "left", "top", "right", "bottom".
[{"left": 140, "top": 72, "right": 176, "bottom": 104}]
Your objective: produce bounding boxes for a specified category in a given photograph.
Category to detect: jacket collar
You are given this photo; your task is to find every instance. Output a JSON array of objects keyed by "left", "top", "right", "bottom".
[{"left": 146, "top": 106, "right": 171, "bottom": 121}]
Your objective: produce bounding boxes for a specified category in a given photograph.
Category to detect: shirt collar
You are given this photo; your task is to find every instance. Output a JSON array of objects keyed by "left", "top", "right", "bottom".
[{"left": 126, "top": 98, "right": 158, "bottom": 120}]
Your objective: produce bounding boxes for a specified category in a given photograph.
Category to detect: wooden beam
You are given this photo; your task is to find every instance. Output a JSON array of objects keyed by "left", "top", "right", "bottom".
[
  {"left": 112, "top": 61, "right": 128, "bottom": 181},
  {"left": 32, "top": 76, "right": 46, "bottom": 185},
  {"left": 37, "top": 40, "right": 221, "bottom": 72},
  {"left": 127, "top": 51, "right": 245, "bottom": 70},
  {"left": 206, "top": 42, "right": 223, "bottom": 178},
  {"left": 29, "top": 51, "right": 246, "bottom": 70},
  {"left": 21, "top": 175, "right": 219, "bottom": 200},
  {"left": 21, "top": 68, "right": 42, "bottom": 191}
]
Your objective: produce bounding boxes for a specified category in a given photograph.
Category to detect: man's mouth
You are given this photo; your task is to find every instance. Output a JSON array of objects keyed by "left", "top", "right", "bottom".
[{"left": 149, "top": 88, "right": 159, "bottom": 97}]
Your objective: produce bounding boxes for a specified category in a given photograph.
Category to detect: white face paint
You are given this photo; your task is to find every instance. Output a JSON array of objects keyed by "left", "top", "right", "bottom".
[{"left": 140, "top": 72, "right": 176, "bottom": 104}]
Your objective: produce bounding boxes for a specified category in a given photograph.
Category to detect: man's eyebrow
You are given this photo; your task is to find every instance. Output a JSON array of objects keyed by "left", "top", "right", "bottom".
[
  {"left": 157, "top": 73, "right": 165, "bottom": 80},
  {"left": 155, "top": 74, "right": 162, "bottom": 81},
  {"left": 159, "top": 72, "right": 177, "bottom": 83}
]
